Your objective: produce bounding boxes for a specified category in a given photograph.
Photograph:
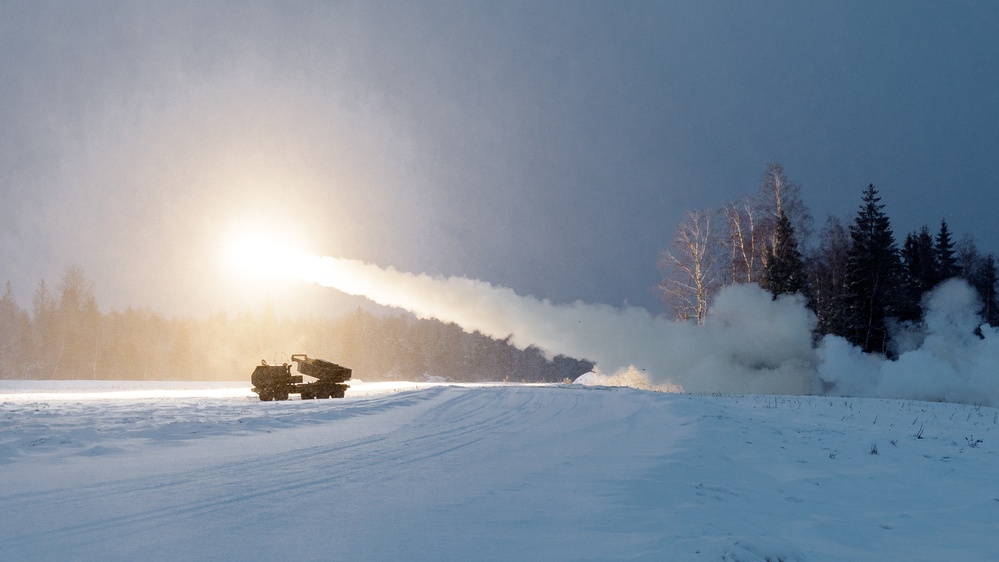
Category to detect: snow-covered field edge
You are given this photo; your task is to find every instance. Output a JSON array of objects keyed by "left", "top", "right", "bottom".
[{"left": 2, "top": 381, "right": 997, "bottom": 560}]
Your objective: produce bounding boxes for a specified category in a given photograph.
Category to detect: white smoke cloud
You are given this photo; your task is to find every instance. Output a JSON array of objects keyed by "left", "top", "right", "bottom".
[
  {"left": 687, "top": 284, "right": 817, "bottom": 395},
  {"left": 817, "top": 279, "right": 999, "bottom": 406},
  {"left": 302, "top": 257, "right": 999, "bottom": 405},
  {"left": 304, "top": 257, "right": 816, "bottom": 395}
]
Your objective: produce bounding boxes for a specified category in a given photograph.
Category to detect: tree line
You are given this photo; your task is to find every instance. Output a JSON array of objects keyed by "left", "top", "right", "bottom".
[
  {"left": 660, "top": 163, "right": 999, "bottom": 356},
  {"left": 7, "top": 165, "right": 991, "bottom": 380},
  {"left": 0, "top": 267, "right": 592, "bottom": 382}
]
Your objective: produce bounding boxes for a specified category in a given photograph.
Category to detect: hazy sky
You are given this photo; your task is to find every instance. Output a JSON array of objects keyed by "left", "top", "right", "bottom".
[{"left": 2, "top": 1, "right": 998, "bottom": 317}]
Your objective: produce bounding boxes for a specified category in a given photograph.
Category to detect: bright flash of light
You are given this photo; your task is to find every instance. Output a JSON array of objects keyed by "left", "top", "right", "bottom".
[
  {"left": 226, "top": 236, "right": 286, "bottom": 272},
  {"left": 222, "top": 224, "right": 327, "bottom": 290}
]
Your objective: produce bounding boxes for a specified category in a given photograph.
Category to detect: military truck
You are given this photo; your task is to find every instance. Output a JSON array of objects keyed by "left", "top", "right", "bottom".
[{"left": 251, "top": 354, "right": 351, "bottom": 401}]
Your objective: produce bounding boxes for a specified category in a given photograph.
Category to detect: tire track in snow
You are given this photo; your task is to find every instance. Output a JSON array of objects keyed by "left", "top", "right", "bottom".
[
  {"left": 0, "top": 386, "right": 457, "bottom": 552},
  {"left": 0, "top": 386, "right": 584, "bottom": 557}
]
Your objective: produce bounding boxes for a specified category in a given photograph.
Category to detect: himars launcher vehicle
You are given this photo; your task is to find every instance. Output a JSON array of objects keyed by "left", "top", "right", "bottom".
[{"left": 251, "top": 354, "right": 352, "bottom": 401}]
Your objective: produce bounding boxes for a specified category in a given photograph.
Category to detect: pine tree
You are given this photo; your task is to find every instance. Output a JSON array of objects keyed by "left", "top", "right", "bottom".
[
  {"left": 760, "top": 210, "right": 807, "bottom": 299},
  {"left": 726, "top": 163, "right": 812, "bottom": 287},
  {"left": 31, "top": 280, "right": 58, "bottom": 377},
  {"left": 55, "top": 266, "right": 99, "bottom": 377},
  {"left": 935, "top": 219, "right": 959, "bottom": 282},
  {"left": 0, "top": 282, "right": 22, "bottom": 378},
  {"left": 970, "top": 253, "right": 999, "bottom": 326},
  {"left": 899, "top": 226, "right": 937, "bottom": 322},
  {"left": 844, "top": 184, "right": 903, "bottom": 355}
]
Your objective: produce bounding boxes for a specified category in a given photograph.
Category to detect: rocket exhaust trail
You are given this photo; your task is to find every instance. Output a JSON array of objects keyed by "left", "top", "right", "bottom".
[
  {"left": 276, "top": 252, "right": 999, "bottom": 404},
  {"left": 301, "top": 256, "right": 660, "bottom": 371},
  {"left": 299, "top": 256, "right": 818, "bottom": 395}
]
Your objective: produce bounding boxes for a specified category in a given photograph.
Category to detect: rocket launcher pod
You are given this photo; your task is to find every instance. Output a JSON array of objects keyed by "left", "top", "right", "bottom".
[{"left": 250, "top": 354, "right": 352, "bottom": 401}]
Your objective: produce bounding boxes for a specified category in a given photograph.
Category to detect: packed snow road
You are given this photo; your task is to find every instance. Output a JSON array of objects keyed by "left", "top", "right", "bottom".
[{"left": 1, "top": 383, "right": 997, "bottom": 561}]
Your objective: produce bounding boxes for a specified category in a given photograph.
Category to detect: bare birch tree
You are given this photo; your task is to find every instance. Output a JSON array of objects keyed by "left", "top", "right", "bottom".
[
  {"left": 760, "top": 162, "right": 813, "bottom": 251},
  {"left": 658, "top": 163, "right": 814, "bottom": 321},
  {"left": 725, "top": 163, "right": 812, "bottom": 287},
  {"left": 725, "top": 196, "right": 764, "bottom": 284},
  {"left": 659, "top": 209, "right": 721, "bottom": 323}
]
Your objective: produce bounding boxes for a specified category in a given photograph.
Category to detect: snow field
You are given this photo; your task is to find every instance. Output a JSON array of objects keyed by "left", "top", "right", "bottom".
[{"left": 1, "top": 383, "right": 997, "bottom": 561}]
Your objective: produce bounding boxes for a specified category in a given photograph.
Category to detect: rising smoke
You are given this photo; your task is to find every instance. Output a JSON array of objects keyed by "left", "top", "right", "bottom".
[
  {"left": 818, "top": 279, "right": 999, "bottom": 406},
  {"left": 305, "top": 257, "right": 998, "bottom": 405}
]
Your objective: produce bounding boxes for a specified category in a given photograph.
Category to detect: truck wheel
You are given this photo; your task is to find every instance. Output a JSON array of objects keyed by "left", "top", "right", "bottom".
[{"left": 274, "top": 389, "right": 290, "bottom": 401}]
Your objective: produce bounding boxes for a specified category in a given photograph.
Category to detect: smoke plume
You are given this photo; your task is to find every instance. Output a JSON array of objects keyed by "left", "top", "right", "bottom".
[
  {"left": 304, "top": 257, "right": 816, "bottom": 394},
  {"left": 303, "top": 257, "right": 999, "bottom": 404},
  {"left": 818, "top": 279, "right": 999, "bottom": 406}
]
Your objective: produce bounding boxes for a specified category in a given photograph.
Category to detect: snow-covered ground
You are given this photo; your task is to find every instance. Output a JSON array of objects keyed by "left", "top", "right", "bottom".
[{"left": 1, "top": 381, "right": 997, "bottom": 561}]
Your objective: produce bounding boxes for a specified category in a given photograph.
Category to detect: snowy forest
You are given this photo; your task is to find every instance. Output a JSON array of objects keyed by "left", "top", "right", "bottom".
[
  {"left": 660, "top": 163, "right": 999, "bottom": 357},
  {"left": 0, "top": 274, "right": 592, "bottom": 381}
]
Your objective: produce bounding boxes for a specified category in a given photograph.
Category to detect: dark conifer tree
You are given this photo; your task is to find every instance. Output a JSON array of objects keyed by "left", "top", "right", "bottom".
[
  {"left": 0, "top": 282, "right": 24, "bottom": 377},
  {"left": 844, "top": 184, "right": 903, "bottom": 355},
  {"left": 970, "top": 253, "right": 999, "bottom": 326},
  {"left": 935, "top": 219, "right": 959, "bottom": 282},
  {"left": 761, "top": 210, "right": 808, "bottom": 299},
  {"left": 899, "top": 226, "right": 937, "bottom": 322}
]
